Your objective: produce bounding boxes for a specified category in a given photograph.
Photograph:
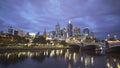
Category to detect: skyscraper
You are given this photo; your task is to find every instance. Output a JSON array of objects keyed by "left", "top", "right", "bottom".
[
  {"left": 8, "top": 26, "right": 13, "bottom": 35},
  {"left": 83, "top": 27, "right": 89, "bottom": 36},
  {"left": 49, "top": 31, "right": 56, "bottom": 38},
  {"left": 74, "top": 27, "right": 80, "bottom": 37},
  {"left": 56, "top": 23, "right": 61, "bottom": 38},
  {"left": 63, "top": 28, "right": 67, "bottom": 39},
  {"left": 60, "top": 30, "right": 63, "bottom": 36},
  {"left": 43, "top": 28, "right": 47, "bottom": 38},
  {"left": 67, "top": 20, "right": 73, "bottom": 37},
  {"left": 14, "top": 30, "right": 26, "bottom": 37},
  {"left": 89, "top": 32, "right": 94, "bottom": 39}
]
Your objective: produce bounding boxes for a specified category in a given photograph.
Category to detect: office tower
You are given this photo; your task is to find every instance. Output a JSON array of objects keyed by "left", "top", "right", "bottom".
[
  {"left": 43, "top": 28, "right": 47, "bottom": 38},
  {"left": 74, "top": 27, "right": 80, "bottom": 37},
  {"left": 56, "top": 23, "right": 61, "bottom": 37},
  {"left": 60, "top": 30, "right": 63, "bottom": 36},
  {"left": 89, "top": 32, "right": 94, "bottom": 39},
  {"left": 14, "top": 30, "right": 26, "bottom": 37},
  {"left": 8, "top": 26, "right": 13, "bottom": 35},
  {"left": 49, "top": 31, "right": 56, "bottom": 38},
  {"left": 67, "top": 20, "right": 73, "bottom": 37},
  {"left": 83, "top": 27, "right": 89, "bottom": 36},
  {"left": 63, "top": 28, "right": 67, "bottom": 39}
]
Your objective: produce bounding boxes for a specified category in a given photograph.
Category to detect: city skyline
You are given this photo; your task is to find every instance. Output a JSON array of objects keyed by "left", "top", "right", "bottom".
[{"left": 0, "top": 0, "right": 120, "bottom": 39}]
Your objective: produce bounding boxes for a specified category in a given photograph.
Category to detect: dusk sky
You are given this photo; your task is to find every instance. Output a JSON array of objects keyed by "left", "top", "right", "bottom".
[{"left": 0, "top": 0, "right": 120, "bottom": 39}]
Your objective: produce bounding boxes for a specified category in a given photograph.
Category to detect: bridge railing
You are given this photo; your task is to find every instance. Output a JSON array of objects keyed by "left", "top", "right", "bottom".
[
  {"left": 109, "top": 42, "right": 120, "bottom": 48},
  {"left": 83, "top": 42, "right": 105, "bottom": 46},
  {"left": 67, "top": 42, "right": 105, "bottom": 47}
]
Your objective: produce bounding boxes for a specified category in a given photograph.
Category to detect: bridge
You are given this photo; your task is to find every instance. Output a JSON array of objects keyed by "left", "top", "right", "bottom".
[
  {"left": 105, "top": 41, "right": 120, "bottom": 53},
  {"left": 108, "top": 41, "right": 120, "bottom": 48},
  {"left": 67, "top": 42, "right": 104, "bottom": 51},
  {"left": 67, "top": 42, "right": 104, "bottom": 46},
  {"left": 66, "top": 37, "right": 120, "bottom": 52},
  {"left": 65, "top": 37, "right": 104, "bottom": 49},
  {"left": 67, "top": 41, "right": 120, "bottom": 54}
]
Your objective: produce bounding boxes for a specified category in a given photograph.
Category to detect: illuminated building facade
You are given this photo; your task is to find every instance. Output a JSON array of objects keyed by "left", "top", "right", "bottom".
[
  {"left": 8, "top": 26, "right": 13, "bottom": 35},
  {"left": 83, "top": 28, "right": 89, "bottom": 36},
  {"left": 56, "top": 23, "right": 61, "bottom": 38},
  {"left": 67, "top": 20, "right": 73, "bottom": 37},
  {"left": 43, "top": 28, "right": 47, "bottom": 38},
  {"left": 14, "top": 30, "right": 26, "bottom": 37},
  {"left": 74, "top": 27, "right": 80, "bottom": 37},
  {"left": 63, "top": 28, "right": 67, "bottom": 39}
]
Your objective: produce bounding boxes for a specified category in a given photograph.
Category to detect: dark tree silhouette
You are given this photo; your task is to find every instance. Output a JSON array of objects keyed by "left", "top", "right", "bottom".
[{"left": 33, "top": 36, "right": 46, "bottom": 44}]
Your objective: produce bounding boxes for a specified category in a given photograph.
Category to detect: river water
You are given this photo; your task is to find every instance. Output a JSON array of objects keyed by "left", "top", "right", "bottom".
[{"left": 0, "top": 49, "right": 119, "bottom": 68}]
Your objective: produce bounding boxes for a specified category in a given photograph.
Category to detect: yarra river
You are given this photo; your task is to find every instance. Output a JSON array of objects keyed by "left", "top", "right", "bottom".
[{"left": 0, "top": 49, "right": 120, "bottom": 68}]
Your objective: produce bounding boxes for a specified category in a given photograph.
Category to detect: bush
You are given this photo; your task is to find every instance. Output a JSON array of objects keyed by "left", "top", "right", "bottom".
[{"left": 60, "top": 40, "right": 67, "bottom": 45}]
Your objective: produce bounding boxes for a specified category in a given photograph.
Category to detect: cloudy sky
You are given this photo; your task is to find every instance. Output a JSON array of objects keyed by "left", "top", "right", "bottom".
[{"left": 0, "top": 0, "right": 120, "bottom": 39}]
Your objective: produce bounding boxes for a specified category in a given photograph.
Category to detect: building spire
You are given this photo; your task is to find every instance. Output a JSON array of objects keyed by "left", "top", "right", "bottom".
[
  {"left": 44, "top": 27, "right": 46, "bottom": 32},
  {"left": 69, "top": 19, "right": 71, "bottom": 24},
  {"left": 57, "top": 21, "right": 59, "bottom": 24}
]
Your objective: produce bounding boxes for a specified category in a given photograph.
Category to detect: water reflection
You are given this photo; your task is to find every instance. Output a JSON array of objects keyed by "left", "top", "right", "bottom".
[
  {"left": 106, "top": 54, "right": 120, "bottom": 68},
  {"left": 0, "top": 49, "right": 119, "bottom": 68},
  {"left": 0, "top": 52, "right": 27, "bottom": 66}
]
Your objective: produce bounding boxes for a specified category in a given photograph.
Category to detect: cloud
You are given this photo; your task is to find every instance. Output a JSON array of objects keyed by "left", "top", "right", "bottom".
[{"left": 0, "top": 0, "right": 120, "bottom": 39}]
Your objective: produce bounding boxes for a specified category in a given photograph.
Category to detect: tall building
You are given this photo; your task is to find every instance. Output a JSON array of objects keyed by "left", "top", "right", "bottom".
[
  {"left": 67, "top": 20, "right": 73, "bottom": 37},
  {"left": 14, "top": 30, "right": 26, "bottom": 37},
  {"left": 43, "top": 28, "right": 47, "bottom": 38},
  {"left": 63, "top": 28, "right": 67, "bottom": 39},
  {"left": 56, "top": 23, "right": 61, "bottom": 37},
  {"left": 49, "top": 31, "right": 56, "bottom": 38},
  {"left": 74, "top": 27, "right": 80, "bottom": 37},
  {"left": 8, "top": 26, "right": 13, "bottom": 35},
  {"left": 83, "top": 27, "right": 89, "bottom": 36},
  {"left": 0, "top": 31, "right": 3, "bottom": 34},
  {"left": 89, "top": 32, "right": 94, "bottom": 39},
  {"left": 14, "top": 30, "right": 18, "bottom": 36},
  {"left": 60, "top": 30, "right": 63, "bottom": 36}
]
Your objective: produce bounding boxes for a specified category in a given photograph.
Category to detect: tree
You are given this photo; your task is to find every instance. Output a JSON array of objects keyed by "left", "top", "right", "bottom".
[
  {"left": 85, "top": 37, "right": 94, "bottom": 42},
  {"left": 0, "top": 36, "right": 2, "bottom": 43},
  {"left": 0, "top": 36, "right": 1, "bottom": 41},
  {"left": 13, "top": 35, "right": 29, "bottom": 43},
  {"left": 46, "top": 40, "right": 50, "bottom": 43},
  {"left": 33, "top": 36, "right": 46, "bottom": 44},
  {"left": 93, "top": 38, "right": 100, "bottom": 42},
  {"left": 53, "top": 39, "right": 59, "bottom": 45},
  {"left": 60, "top": 40, "right": 67, "bottom": 45}
]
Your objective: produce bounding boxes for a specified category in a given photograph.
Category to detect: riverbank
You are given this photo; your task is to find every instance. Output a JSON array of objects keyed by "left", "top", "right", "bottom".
[{"left": 0, "top": 46, "right": 71, "bottom": 51}]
